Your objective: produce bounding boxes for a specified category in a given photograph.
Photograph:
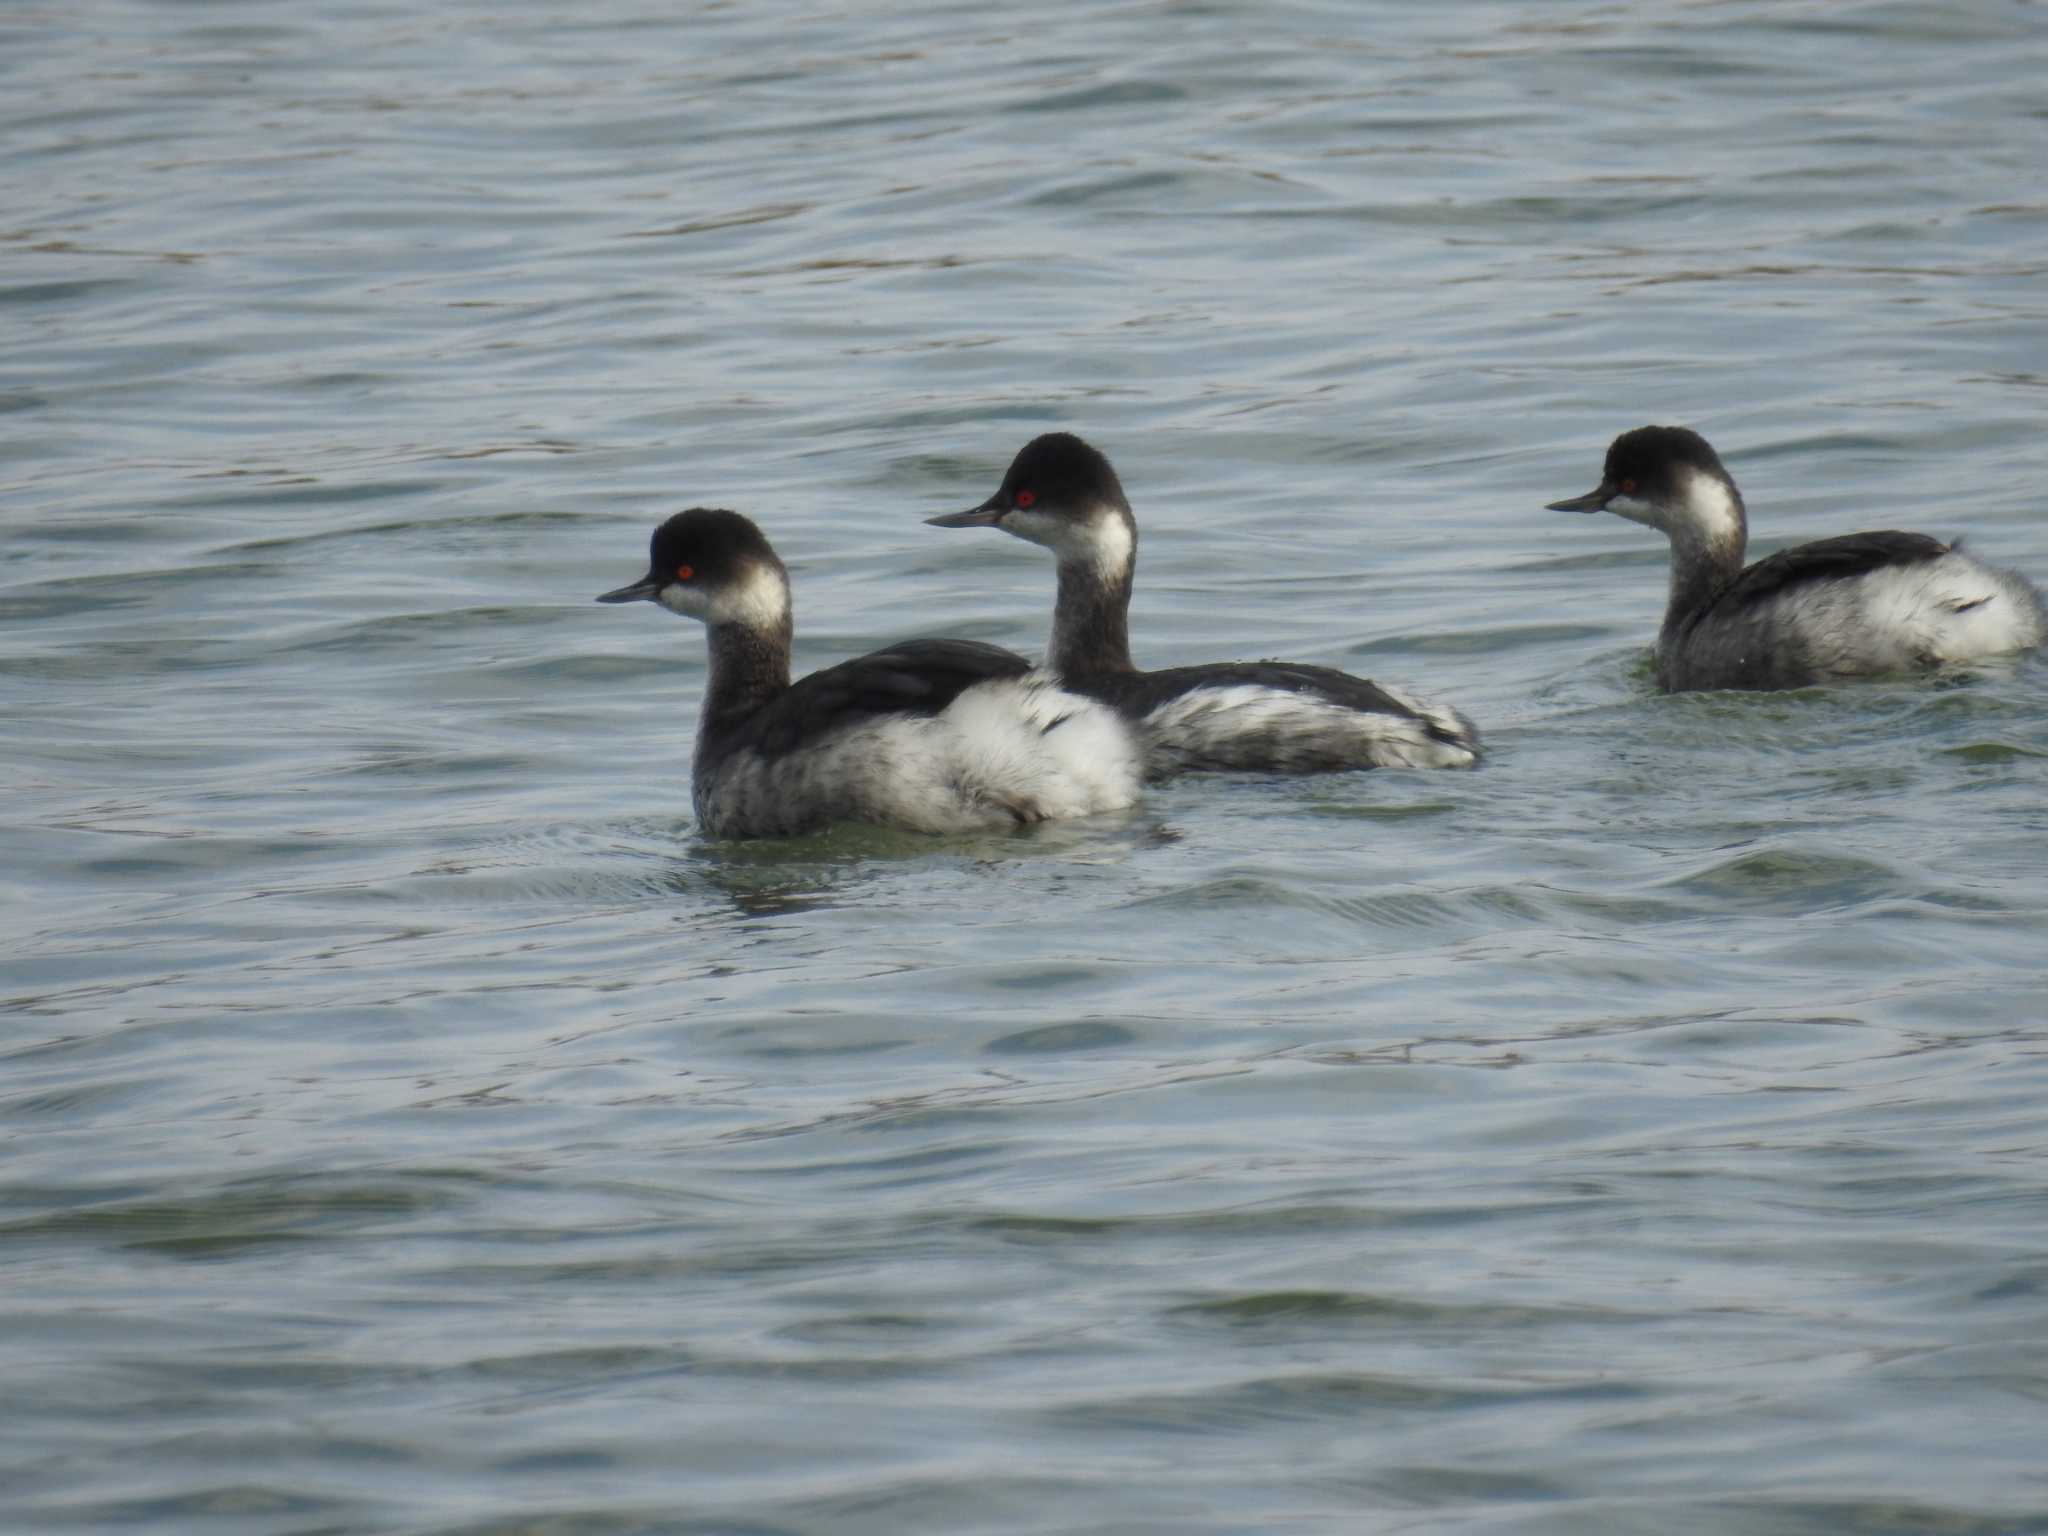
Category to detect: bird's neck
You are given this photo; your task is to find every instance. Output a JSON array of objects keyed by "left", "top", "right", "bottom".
[
  {"left": 1658, "top": 472, "right": 1749, "bottom": 634},
  {"left": 1048, "top": 556, "right": 1137, "bottom": 677},
  {"left": 701, "top": 617, "right": 793, "bottom": 727}
]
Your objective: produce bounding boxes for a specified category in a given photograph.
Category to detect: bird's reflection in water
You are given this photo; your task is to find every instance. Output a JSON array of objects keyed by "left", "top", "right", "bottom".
[{"left": 638, "top": 810, "right": 1179, "bottom": 920}]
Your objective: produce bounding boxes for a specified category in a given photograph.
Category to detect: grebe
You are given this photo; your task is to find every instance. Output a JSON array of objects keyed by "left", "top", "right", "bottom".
[
  {"left": 927, "top": 433, "right": 1479, "bottom": 778},
  {"left": 598, "top": 508, "right": 1142, "bottom": 837},
  {"left": 1547, "top": 425, "right": 2044, "bottom": 691}
]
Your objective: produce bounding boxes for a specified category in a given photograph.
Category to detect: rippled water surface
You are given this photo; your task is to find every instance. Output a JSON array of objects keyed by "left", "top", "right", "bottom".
[{"left": 7, "top": 2, "right": 2048, "bottom": 1532}]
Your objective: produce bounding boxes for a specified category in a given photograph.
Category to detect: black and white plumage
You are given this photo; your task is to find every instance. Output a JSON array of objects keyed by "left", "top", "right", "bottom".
[
  {"left": 926, "top": 433, "right": 1480, "bottom": 779},
  {"left": 597, "top": 508, "right": 1141, "bottom": 838},
  {"left": 1547, "top": 425, "right": 2045, "bottom": 692}
]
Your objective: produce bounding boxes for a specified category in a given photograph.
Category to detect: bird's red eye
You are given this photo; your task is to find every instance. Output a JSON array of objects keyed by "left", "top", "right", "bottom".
[
  {"left": 675, "top": 563, "right": 695, "bottom": 581},
  {"left": 1014, "top": 489, "right": 1037, "bottom": 509},
  {"left": 1619, "top": 478, "right": 1638, "bottom": 495}
]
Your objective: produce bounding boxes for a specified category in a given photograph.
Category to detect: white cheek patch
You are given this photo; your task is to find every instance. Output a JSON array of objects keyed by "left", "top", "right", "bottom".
[
  {"left": 656, "top": 583, "right": 713, "bottom": 622},
  {"left": 1603, "top": 490, "right": 1664, "bottom": 530},
  {"left": 658, "top": 560, "right": 789, "bottom": 630},
  {"left": 1005, "top": 507, "right": 1133, "bottom": 578},
  {"left": 1678, "top": 467, "right": 1743, "bottom": 548},
  {"left": 1087, "top": 511, "right": 1135, "bottom": 580},
  {"left": 1604, "top": 490, "right": 1654, "bottom": 519},
  {"left": 709, "top": 562, "right": 790, "bottom": 631},
  {"left": 1606, "top": 469, "right": 1742, "bottom": 549},
  {"left": 1002, "top": 508, "right": 1077, "bottom": 554}
]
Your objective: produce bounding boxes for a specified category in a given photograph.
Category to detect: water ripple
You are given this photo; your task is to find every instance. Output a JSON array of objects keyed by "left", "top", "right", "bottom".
[{"left": 5, "top": 0, "right": 2048, "bottom": 1530}]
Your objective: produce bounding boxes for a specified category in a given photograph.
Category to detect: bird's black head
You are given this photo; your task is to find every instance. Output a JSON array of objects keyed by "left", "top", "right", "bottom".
[
  {"left": 925, "top": 433, "right": 1138, "bottom": 579},
  {"left": 596, "top": 507, "right": 790, "bottom": 629},
  {"left": 928, "top": 432, "right": 1132, "bottom": 530},
  {"left": 1546, "top": 424, "right": 1734, "bottom": 516}
]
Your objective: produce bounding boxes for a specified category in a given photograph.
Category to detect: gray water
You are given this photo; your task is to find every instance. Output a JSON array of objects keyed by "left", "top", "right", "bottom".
[{"left": 7, "top": 2, "right": 2048, "bottom": 1532}]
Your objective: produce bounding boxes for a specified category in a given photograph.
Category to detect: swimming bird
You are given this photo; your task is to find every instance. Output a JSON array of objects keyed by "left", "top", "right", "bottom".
[
  {"left": 1547, "top": 425, "right": 2045, "bottom": 691},
  {"left": 926, "top": 433, "right": 1479, "bottom": 778},
  {"left": 598, "top": 508, "right": 1142, "bottom": 838}
]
